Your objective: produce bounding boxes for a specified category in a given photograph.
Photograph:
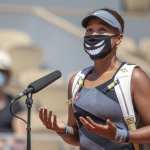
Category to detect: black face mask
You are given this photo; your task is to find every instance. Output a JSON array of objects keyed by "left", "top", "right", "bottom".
[{"left": 84, "top": 34, "right": 114, "bottom": 60}]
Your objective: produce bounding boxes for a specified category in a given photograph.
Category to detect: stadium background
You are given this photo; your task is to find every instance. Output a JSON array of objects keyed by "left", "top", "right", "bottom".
[{"left": 0, "top": 0, "right": 149, "bottom": 149}]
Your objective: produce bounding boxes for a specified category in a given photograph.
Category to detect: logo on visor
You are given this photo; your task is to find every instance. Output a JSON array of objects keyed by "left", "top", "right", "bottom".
[{"left": 94, "top": 12, "right": 100, "bottom": 15}]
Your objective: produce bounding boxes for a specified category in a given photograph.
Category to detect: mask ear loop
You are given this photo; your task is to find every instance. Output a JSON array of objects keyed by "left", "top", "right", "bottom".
[
  {"left": 110, "top": 33, "right": 123, "bottom": 38},
  {"left": 111, "top": 33, "right": 123, "bottom": 49}
]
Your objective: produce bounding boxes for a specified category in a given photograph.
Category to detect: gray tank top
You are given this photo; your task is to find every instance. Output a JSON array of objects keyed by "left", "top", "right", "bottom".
[{"left": 73, "top": 63, "right": 134, "bottom": 150}]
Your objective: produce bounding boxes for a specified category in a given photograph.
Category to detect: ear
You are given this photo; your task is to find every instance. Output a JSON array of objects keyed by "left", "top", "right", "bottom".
[{"left": 115, "top": 34, "right": 123, "bottom": 46}]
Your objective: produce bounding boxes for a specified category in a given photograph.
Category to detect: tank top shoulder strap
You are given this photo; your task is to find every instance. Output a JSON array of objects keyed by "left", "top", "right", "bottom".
[
  {"left": 72, "top": 66, "right": 93, "bottom": 99},
  {"left": 114, "top": 63, "right": 137, "bottom": 122}
]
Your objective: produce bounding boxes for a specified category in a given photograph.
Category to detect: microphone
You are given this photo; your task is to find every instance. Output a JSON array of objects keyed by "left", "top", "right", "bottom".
[
  {"left": 15, "top": 70, "right": 62, "bottom": 99},
  {"left": 10, "top": 70, "right": 62, "bottom": 150}
]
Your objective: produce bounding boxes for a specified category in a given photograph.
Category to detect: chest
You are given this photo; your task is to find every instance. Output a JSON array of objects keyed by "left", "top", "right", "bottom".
[
  {"left": 73, "top": 87, "right": 124, "bottom": 123},
  {"left": 84, "top": 70, "right": 117, "bottom": 88}
]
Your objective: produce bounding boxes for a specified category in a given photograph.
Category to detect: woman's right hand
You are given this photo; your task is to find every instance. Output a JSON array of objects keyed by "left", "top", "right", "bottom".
[{"left": 39, "top": 108, "right": 65, "bottom": 134}]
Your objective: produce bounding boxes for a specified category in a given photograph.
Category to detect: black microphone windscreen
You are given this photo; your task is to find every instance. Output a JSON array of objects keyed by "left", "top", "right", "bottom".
[{"left": 28, "top": 70, "right": 62, "bottom": 93}]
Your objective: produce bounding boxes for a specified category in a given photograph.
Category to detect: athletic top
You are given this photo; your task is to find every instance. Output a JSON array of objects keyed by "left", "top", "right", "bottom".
[{"left": 72, "top": 62, "right": 135, "bottom": 150}]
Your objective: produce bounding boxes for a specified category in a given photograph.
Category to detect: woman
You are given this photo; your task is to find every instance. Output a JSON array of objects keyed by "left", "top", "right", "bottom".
[
  {"left": 0, "top": 51, "right": 25, "bottom": 134},
  {"left": 39, "top": 8, "right": 150, "bottom": 150}
]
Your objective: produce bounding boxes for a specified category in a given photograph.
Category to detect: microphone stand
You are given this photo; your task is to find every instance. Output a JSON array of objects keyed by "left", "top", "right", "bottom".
[
  {"left": 25, "top": 93, "right": 33, "bottom": 150},
  {"left": 10, "top": 71, "right": 62, "bottom": 150}
]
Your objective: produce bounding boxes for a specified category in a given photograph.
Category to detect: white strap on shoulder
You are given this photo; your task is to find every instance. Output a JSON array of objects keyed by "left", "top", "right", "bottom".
[
  {"left": 72, "top": 66, "right": 93, "bottom": 99},
  {"left": 114, "top": 63, "right": 137, "bottom": 122}
]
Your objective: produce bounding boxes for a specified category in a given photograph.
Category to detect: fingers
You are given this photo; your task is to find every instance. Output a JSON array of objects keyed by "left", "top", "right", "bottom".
[
  {"left": 39, "top": 108, "right": 55, "bottom": 129},
  {"left": 46, "top": 110, "right": 52, "bottom": 129},
  {"left": 39, "top": 108, "right": 63, "bottom": 130},
  {"left": 39, "top": 108, "right": 49, "bottom": 122},
  {"left": 53, "top": 114, "right": 58, "bottom": 130},
  {"left": 84, "top": 116, "right": 106, "bottom": 129},
  {"left": 39, "top": 108, "right": 44, "bottom": 122},
  {"left": 43, "top": 108, "right": 48, "bottom": 123},
  {"left": 106, "top": 119, "right": 116, "bottom": 129},
  {"left": 86, "top": 116, "right": 104, "bottom": 128},
  {"left": 79, "top": 116, "right": 113, "bottom": 131},
  {"left": 80, "top": 116, "right": 117, "bottom": 140},
  {"left": 79, "top": 116, "right": 95, "bottom": 129}
]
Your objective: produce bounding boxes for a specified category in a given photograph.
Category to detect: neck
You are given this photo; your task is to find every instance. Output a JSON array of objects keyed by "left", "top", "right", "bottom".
[{"left": 93, "top": 50, "right": 120, "bottom": 76}]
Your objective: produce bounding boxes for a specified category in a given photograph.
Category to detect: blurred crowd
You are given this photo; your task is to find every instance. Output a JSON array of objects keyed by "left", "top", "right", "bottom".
[{"left": 0, "top": 50, "right": 26, "bottom": 150}]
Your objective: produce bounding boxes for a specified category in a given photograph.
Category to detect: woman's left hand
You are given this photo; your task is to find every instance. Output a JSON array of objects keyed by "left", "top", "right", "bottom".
[{"left": 79, "top": 116, "right": 117, "bottom": 140}]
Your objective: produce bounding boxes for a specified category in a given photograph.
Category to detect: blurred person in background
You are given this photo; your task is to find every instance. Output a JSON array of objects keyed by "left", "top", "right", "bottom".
[
  {"left": 0, "top": 50, "right": 25, "bottom": 134},
  {"left": 39, "top": 8, "right": 150, "bottom": 150}
]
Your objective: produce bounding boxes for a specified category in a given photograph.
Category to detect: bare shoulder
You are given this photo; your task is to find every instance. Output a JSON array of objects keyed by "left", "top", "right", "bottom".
[{"left": 132, "top": 67, "right": 150, "bottom": 89}]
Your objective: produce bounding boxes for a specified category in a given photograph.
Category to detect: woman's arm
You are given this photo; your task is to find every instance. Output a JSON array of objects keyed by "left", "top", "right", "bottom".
[
  {"left": 57, "top": 104, "right": 79, "bottom": 146},
  {"left": 57, "top": 74, "right": 79, "bottom": 146},
  {"left": 39, "top": 74, "right": 79, "bottom": 146},
  {"left": 129, "top": 67, "right": 150, "bottom": 143}
]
